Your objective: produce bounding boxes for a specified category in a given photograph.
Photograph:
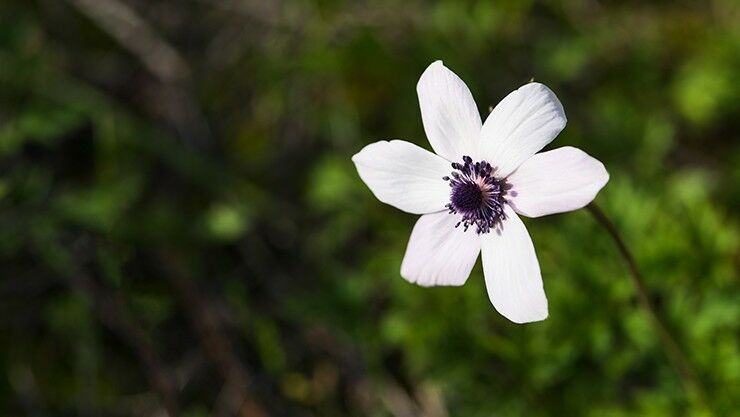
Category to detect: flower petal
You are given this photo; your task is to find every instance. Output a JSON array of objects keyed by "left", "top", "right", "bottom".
[
  {"left": 352, "top": 140, "right": 452, "bottom": 214},
  {"left": 481, "top": 206, "right": 548, "bottom": 323},
  {"left": 508, "top": 147, "right": 609, "bottom": 218},
  {"left": 401, "top": 211, "right": 481, "bottom": 286},
  {"left": 480, "top": 82, "right": 566, "bottom": 177},
  {"left": 417, "top": 61, "right": 482, "bottom": 161}
]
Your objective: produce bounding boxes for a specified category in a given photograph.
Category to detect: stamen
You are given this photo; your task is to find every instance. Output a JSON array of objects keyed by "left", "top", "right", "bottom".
[{"left": 444, "top": 156, "right": 509, "bottom": 234}]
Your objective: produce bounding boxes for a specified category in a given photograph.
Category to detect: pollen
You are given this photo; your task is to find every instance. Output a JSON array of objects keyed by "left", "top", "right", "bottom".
[{"left": 444, "top": 156, "right": 509, "bottom": 234}]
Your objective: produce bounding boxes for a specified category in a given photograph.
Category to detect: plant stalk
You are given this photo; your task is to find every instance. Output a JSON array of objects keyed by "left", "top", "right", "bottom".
[{"left": 587, "top": 203, "right": 706, "bottom": 405}]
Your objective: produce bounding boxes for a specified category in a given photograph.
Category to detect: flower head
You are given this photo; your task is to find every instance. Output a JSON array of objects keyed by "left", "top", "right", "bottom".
[{"left": 352, "top": 61, "right": 609, "bottom": 323}]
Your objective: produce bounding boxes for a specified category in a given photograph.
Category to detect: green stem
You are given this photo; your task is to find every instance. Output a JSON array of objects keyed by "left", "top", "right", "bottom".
[{"left": 587, "top": 203, "right": 707, "bottom": 406}]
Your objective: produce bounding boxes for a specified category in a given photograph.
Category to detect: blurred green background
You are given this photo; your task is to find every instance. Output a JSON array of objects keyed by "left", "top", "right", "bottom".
[{"left": 1, "top": 1, "right": 739, "bottom": 416}]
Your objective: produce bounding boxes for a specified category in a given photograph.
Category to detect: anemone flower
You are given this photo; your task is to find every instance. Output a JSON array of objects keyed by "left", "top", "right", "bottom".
[{"left": 352, "top": 61, "right": 609, "bottom": 323}]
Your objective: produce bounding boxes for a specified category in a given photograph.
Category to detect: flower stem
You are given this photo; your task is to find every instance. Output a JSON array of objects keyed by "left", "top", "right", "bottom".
[{"left": 587, "top": 203, "right": 707, "bottom": 405}]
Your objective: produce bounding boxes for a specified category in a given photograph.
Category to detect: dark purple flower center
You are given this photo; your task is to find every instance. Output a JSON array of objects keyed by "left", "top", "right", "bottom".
[
  {"left": 443, "top": 156, "right": 509, "bottom": 234},
  {"left": 450, "top": 181, "right": 483, "bottom": 212}
]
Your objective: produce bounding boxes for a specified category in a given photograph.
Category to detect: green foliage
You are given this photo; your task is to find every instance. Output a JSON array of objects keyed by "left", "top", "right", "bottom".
[{"left": 0, "top": 0, "right": 739, "bottom": 416}]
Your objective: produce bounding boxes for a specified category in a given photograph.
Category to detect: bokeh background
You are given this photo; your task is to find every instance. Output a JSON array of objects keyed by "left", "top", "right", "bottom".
[{"left": 1, "top": 1, "right": 739, "bottom": 416}]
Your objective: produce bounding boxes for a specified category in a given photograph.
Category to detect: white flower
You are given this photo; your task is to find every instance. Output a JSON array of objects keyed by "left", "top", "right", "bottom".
[{"left": 352, "top": 61, "right": 609, "bottom": 323}]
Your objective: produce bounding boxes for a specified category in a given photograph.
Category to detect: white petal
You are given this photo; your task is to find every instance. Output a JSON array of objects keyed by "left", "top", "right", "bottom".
[
  {"left": 417, "top": 61, "right": 482, "bottom": 161},
  {"left": 481, "top": 206, "right": 548, "bottom": 323},
  {"left": 352, "top": 140, "right": 451, "bottom": 214},
  {"left": 401, "top": 212, "right": 481, "bottom": 286},
  {"left": 508, "top": 147, "right": 609, "bottom": 218},
  {"left": 480, "top": 82, "right": 566, "bottom": 177}
]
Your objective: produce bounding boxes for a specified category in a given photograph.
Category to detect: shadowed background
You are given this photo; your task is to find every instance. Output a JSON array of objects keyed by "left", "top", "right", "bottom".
[{"left": 1, "top": 1, "right": 739, "bottom": 416}]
